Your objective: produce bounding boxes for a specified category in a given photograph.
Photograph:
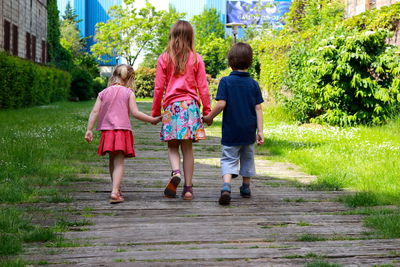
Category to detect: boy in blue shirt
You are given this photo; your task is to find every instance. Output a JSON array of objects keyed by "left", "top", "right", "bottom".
[{"left": 203, "top": 42, "right": 264, "bottom": 205}]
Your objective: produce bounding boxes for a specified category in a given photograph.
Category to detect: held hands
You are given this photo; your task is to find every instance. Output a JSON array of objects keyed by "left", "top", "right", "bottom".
[
  {"left": 202, "top": 115, "right": 213, "bottom": 126},
  {"left": 85, "top": 130, "right": 93, "bottom": 143},
  {"left": 151, "top": 116, "right": 162, "bottom": 125},
  {"left": 256, "top": 131, "right": 264, "bottom": 145}
]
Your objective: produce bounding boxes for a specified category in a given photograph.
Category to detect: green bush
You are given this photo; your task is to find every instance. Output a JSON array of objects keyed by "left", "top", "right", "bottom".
[
  {"left": 70, "top": 66, "right": 94, "bottom": 101},
  {"left": 196, "top": 35, "right": 231, "bottom": 77},
  {"left": 92, "top": 76, "right": 107, "bottom": 96},
  {"left": 253, "top": 1, "right": 400, "bottom": 126},
  {"left": 285, "top": 28, "right": 400, "bottom": 126},
  {"left": 0, "top": 52, "right": 71, "bottom": 109},
  {"left": 135, "top": 67, "right": 156, "bottom": 98},
  {"left": 344, "top": 3, "right": 400, "bottom": 31}
]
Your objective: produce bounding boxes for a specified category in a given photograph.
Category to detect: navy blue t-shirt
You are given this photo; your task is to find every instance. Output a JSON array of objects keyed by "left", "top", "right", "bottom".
[{"left": 215, "top": 71, "right": 264, "bottom": 146}]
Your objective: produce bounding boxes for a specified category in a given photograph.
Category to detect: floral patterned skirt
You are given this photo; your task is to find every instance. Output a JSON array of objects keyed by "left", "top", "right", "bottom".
[{"left": 160, "top": 100, "right": 206, "bottom": 142}]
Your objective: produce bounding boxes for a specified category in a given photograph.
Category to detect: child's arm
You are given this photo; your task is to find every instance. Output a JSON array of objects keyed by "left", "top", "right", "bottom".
[
  {"left": 130, "top": 93, "right": 161, "bottom": 124},
  {"left": 85, "top": 97, "right": 102, "bottom": 143},
  {"left": 255, "top": 104, "right": 264, "bottom": 145},
  {"left": 202, "top": 100, "right": 226, "bottom": 126},
  {"left": 151, "top": 55, "right": 166, "bottom": 117},
  {"left": 195, "top": 55, "right": 211, "bottom": 116}
]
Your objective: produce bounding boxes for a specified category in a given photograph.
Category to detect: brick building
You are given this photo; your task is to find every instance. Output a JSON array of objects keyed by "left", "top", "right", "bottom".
[{"left": 0, "top": 0, "right": 48, "bottom": 63}]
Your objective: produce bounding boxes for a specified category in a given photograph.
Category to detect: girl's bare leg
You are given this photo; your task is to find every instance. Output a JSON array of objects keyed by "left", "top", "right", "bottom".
[
  {"left": 111, "top": 152, "right": 125, "bottom": 195},
  {"left": 181, "top": 140, "right": 194, "bottom": 187},
  {"left": 109, "top": 153, "right": 114, "bottom": 182},
  {"left": 168, "top": 140, "right": 181, "bottom": 171}
]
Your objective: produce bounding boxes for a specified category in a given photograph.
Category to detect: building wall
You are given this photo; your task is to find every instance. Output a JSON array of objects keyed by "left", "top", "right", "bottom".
[
  {"left": 57, "top": 0, "right": 121, "bottom": 66},
  {"left": 0, "top": 0, "right": 48, "bottom": 63},
  {"left": 169, "top": 0, "right": 226, "bottom": 22},
  {"left": 345, "top": 0, "right": 400, "bottom": 17}
]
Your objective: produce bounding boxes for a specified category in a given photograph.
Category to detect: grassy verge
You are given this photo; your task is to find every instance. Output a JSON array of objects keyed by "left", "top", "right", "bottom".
[
  {"left": 0, "top": 101, "right": 100, "bottom": 261},
  {"left": 205, "top": 102, "right": 400, "bottom": 238},
  {"left": 259, "top": 104, "right": 400, "bottom": 206}
]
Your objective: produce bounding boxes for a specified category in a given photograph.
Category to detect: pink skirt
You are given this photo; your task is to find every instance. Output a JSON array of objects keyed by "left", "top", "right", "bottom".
[{"left": 97, "top": 130, "right": 135, "bottom": 158}]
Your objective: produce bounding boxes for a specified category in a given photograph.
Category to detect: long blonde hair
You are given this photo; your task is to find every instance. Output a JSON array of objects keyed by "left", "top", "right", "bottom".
[
  {"left": 108, "top": 64, "right": 135, "bottom": 89},
  {"left": 165, "top": 20, "right": 196, "bottom": 76}
]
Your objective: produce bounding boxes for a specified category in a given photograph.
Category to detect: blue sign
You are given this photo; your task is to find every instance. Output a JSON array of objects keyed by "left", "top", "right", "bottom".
[{"left": 227, "top": 1, "right": 292, "bottom": 29}]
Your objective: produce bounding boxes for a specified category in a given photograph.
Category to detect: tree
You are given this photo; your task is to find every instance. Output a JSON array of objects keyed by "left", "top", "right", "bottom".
[
  {"left": 47, "top": 0, "right": 73, "bottom": 70},
  {"left": 284, "top": 0, "right": 344, "bottom": 33},
  {"left": 191, "top": 8, "right": 225, "bottom": 41},
  {"left": 191, "top": 8, "right": 230, "bottom": 77},
  {"left": 92, "top": 0, "right": 176, "bottom": 66},
  {"left": 141, "top": 5, "right": 185, "bottom": 68},
  {"left": 62, "top": 1, "right": 80, "bottom": 22},
  {"left": 60, "top": 1, "right": 86, "bottom": 57}
]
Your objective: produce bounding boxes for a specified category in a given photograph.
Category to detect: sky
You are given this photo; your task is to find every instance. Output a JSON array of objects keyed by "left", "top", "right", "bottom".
[{"left": 132, "top": 0, "right": 169, "bottom": 11}]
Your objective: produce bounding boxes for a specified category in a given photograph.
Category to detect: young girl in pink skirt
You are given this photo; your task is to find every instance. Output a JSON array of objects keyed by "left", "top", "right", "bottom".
[
  {"left": 85, "top": 64, "right": 161, "bottom": 203},
  {"left": 152, "top": 20, "right": 211, "bottom": 200}
]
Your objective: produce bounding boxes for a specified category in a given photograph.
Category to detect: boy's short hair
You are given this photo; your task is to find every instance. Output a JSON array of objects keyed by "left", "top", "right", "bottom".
[{"left": 228, "top": 42, "right": 253, "bottom": 70}]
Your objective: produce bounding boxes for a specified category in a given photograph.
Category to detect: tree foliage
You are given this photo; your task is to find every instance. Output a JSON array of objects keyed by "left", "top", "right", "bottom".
[
  {"left": 47, "top": 0, "right": 73, "bottom": 70},
  {"left": 141, "top": 5, "right": 185, "bottom": 68},
  {"left": 191, "top": 8, "right": 230, "bottom": 77},
  {"left": 284, "top": 0, "right": 344, "bottom": 33},
  {"left": 92, "top": 0, "right": 181, "bottom": 66},
  {"left": 281, "top": 1, "right": 400, "bottom": 125},
  {"left": 191, "top": 8, "right": 225, "bottom": 40},
  {"left": 285, "top": 28, "right": 400, "bottom": 125}
]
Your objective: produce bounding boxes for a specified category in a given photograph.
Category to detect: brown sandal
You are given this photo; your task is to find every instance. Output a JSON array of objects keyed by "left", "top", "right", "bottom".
[
  {"left": 110, "top": 192, "right": 124, "bottom": 204},
  {"left": 164, "top": 171, "right": 181, "bottom": 198},
  {"left": 182, "top": 185, "right": 193, "bottom": 200}
]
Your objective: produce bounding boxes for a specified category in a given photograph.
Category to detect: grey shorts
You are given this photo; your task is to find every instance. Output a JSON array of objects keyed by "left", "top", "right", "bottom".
[{"left": 221, "top": 144, "right": 256, "bottom": 178}]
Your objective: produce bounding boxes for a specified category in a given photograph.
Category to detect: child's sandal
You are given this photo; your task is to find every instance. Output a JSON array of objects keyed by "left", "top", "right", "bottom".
[
  {"left": 164, "top": 171, "right": 181, "bottom": 198},
  {"left": 110, "top": 192, "right": 124, "bottom": 204},
  {"left": 182, "top": 185, "right": 193, "bottom": 200}
]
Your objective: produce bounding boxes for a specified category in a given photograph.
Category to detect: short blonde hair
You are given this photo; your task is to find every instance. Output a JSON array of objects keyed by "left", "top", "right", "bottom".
[{"left": 108, "top": 64, "right": 135, "bottom": 89}]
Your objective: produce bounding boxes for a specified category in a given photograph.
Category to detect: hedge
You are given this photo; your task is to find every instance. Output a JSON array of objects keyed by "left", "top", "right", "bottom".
[{"left": 0, "top": 52, "right": 71, "bottom": 109}]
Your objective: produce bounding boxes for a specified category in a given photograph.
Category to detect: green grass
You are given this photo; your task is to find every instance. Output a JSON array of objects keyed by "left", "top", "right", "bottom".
[
  {"left": 0, "top": 259, "right": 26, "bottom": 267},
  {"left": 297, "top": 234, "right": 327, "bottom": 242},
  {"left": 253, "top": 105, "right": 400, "bottom": 205},
  {"left": 339, "top": 192, "right": 381, "bottom": 207},
  {"left": 305, "top": 260, "right": 342, "bottom": 267},
  {"left": 206, "top": 104, "right": 400, "bottom": 205},
  {"left": 364, "top": 210, "right": 400, "bottom": 238},
  {"left": 0, "top": 101, "right": 100, "bottom": 257}
]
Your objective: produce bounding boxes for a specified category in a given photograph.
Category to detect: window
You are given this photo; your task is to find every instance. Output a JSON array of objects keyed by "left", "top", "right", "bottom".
[
  {"left": 26, "top": 32, "right": 31, "bottom": 59},
  {"left": 12, "top": 24, "right": 18, "bottom": 56},
  {"left": 41, "top": 40, "right": 46, "bottom": 63},
  {"left": 32, "top": 35, "right": 37, "bottom": 62},
  {"left": 4, "top": 20, "right": 11, "bottom": 52}
]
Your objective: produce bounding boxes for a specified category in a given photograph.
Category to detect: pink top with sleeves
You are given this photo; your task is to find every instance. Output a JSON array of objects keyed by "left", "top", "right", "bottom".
[
  {"left": 96, "top": 85, "right": 133, "bottom": 131},
  {"left": 151, "top": 52, "right": 211, "bottom": 117}
]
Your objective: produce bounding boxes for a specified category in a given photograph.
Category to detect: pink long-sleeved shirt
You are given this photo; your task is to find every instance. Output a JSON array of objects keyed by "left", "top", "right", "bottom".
[{"left": 151, "top": 52, "right": 211, "bottom": 117}]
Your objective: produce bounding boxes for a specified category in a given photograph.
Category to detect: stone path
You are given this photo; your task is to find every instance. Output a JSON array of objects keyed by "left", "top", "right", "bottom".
[{"left": 24, "top": 102, "right": 400, "bottom": 266}]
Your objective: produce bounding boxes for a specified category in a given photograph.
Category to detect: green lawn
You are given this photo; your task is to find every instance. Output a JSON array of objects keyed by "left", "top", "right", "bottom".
[
  {"left": 0, "top": 101, "right": 99, "bottom": 261},
  {"left": 0, "top": 100, "right": 154, "bottom": 261},
  {"left": 258, "top": 104, "right": 400, "bottom": 206},
  {"left": 1, "top": 100, "right": 399, "bottom": 261},
  {"left": 206, "top": 103, "right": 400, "bottom": 206}
]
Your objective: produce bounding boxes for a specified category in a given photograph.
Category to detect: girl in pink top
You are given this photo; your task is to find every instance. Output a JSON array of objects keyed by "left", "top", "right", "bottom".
[
  {"left": 152, "top": 20, "right": 211, "bottom": 200},
  {"left": 86, "top": 64, "right": 161, "bottom": 204}
]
